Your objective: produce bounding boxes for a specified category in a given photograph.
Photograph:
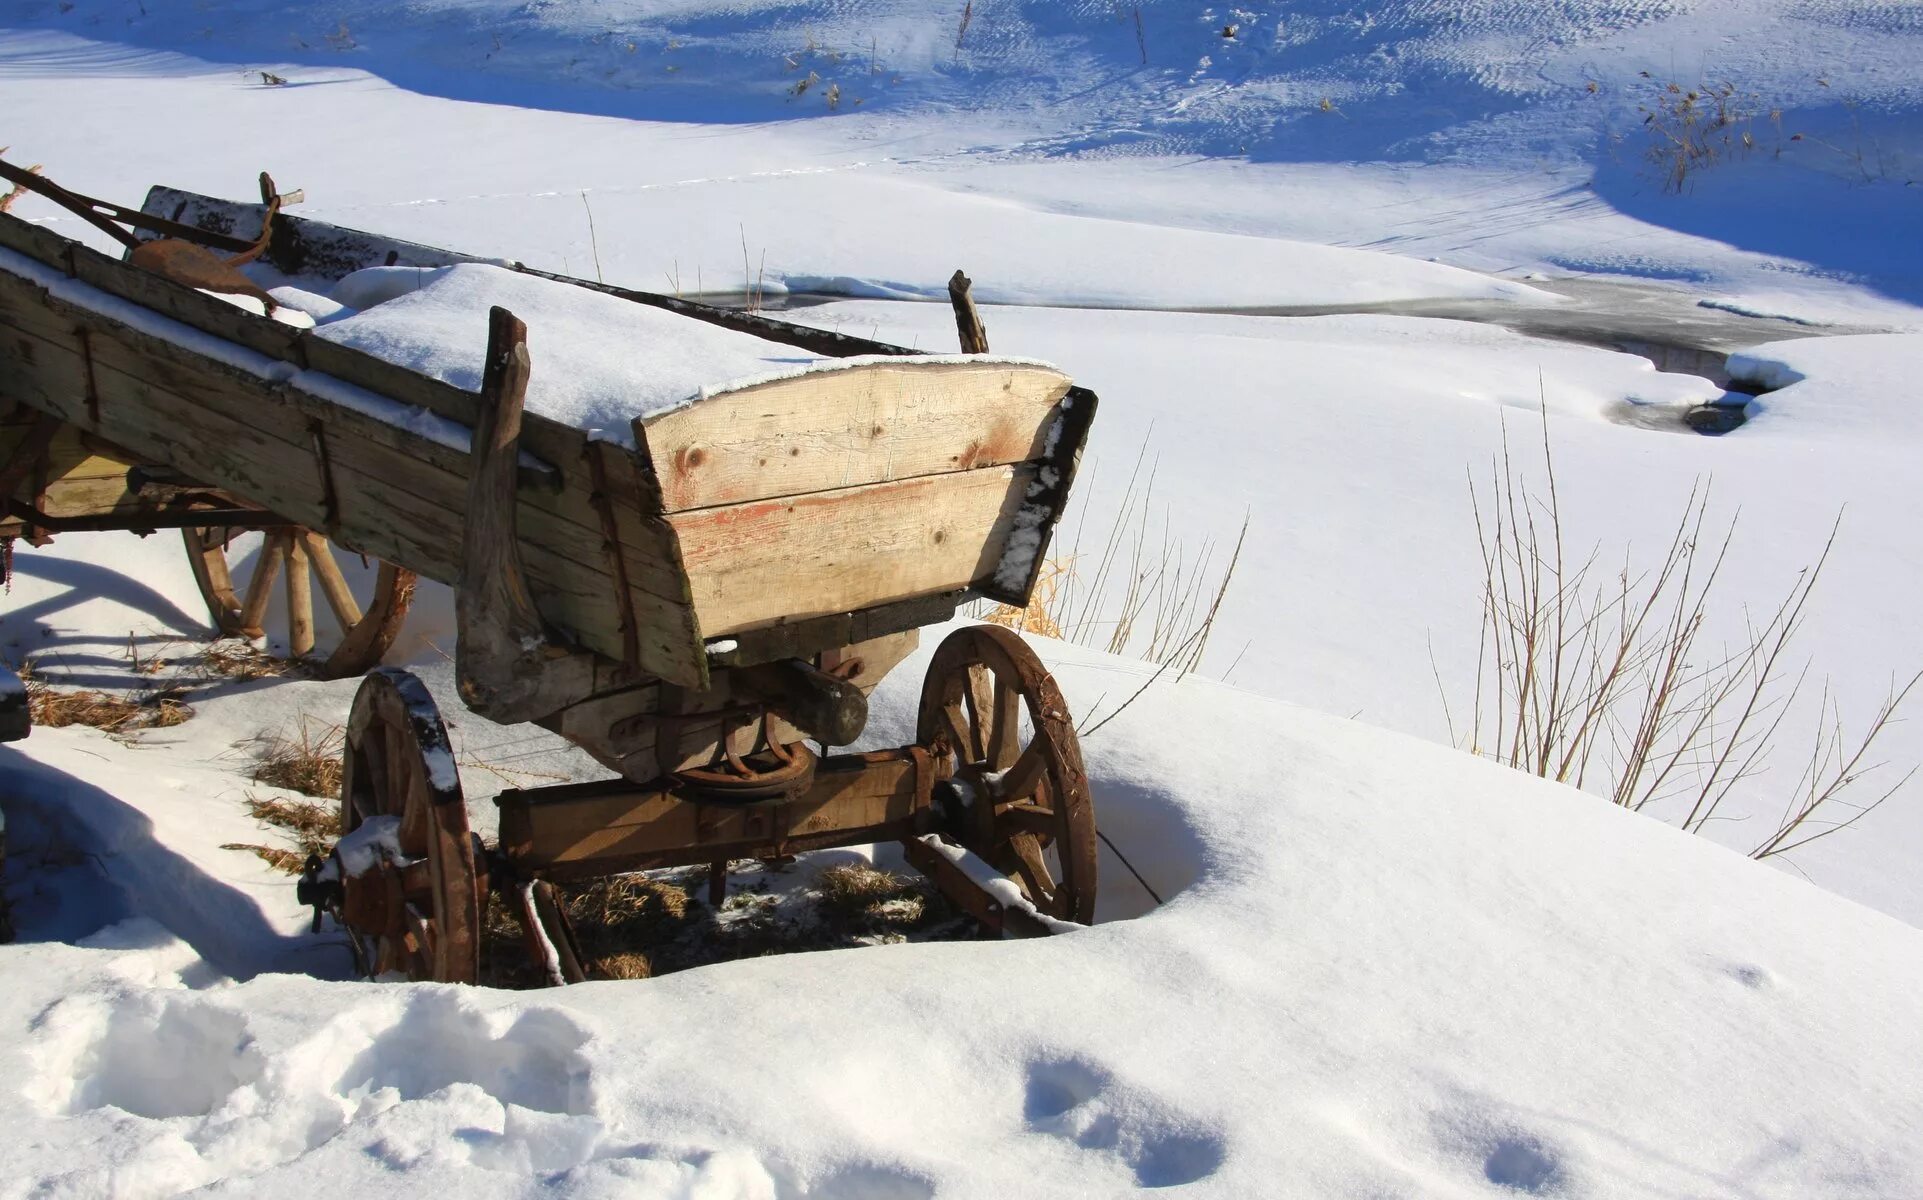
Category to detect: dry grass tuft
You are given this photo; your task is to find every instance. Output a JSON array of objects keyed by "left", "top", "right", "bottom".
[
  {"left": 251, "top": 719, "right": 344, "bottom": 798},
  {"left": 221, "top": 789, "right": 342, "bottom": 873},
  {"left": 201, "top": 639, "right": 293, "bottom": 681},
  {"left": 974, "top": 429, "right": 1249, "bottom": 695},
  {"left": 1449, "top": 408, "right": 1919, "bottom": 860},
  {"left": 220, "top": 843, "right": 306, "bottom": 873},
  {"left": 814, "top": 863, "right": 925, "bottom": 921},
  {"left": 21, "top": 664, "right": 193, "bottom": 733}
]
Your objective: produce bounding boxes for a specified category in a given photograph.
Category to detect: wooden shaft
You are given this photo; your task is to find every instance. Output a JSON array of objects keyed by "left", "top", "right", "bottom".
[
  {"left": 947, "top": 269, "right": 989, "bottom": 354},
  {"left": 732, "top": 658, "right": 869, "bottom": 746},
  {"left": 238, "top": 531, "right": 288, "bottom": 638},
  {"left": 301, "top": 530, "right": 364, "bottom": 632},
  {"left": 285, "top": 533, "right": 315, "bottom": 656}
]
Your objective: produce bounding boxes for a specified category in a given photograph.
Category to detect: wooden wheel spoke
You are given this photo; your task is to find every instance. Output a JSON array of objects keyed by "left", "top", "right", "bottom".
[
  {"left": 999, "top": 735, "right": 1051, "bottom": 803},
  {"left": 962, "top": 665, "right": 995, "bottom": 762},
  {"left": 986, "top": 675, "right": 1020, "bottom": 770},
  {"left": 1006, "top": 832, "right": 1059, "bottom": 913},
  {"left": 285, "top": 534, "right": 315, "bottom": 657},
  {"left": 237, "top": 531, "right": 287, "bottom": 638},
  {"left": 939, "top": 701, "right": 973, "bottom": 764},
  {"left": 302, "top": 532, "right": 364, "bottom": 633},
  {"left": 997, "top": 803, "right": 1059, "bottom": 839}
]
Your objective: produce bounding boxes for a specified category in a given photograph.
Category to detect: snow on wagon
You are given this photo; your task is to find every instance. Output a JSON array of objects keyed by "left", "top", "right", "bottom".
[{"left": 0, "top": 163, "right": 1099, "bottom": 982}]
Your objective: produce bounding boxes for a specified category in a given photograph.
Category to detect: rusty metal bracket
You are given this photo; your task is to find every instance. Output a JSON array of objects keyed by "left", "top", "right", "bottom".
[
  {"left": 308, "top": 418, "right": 341, "bottom": 531},
  {"left": 76, "top": 328, "right": 100, "bottom": 426}
]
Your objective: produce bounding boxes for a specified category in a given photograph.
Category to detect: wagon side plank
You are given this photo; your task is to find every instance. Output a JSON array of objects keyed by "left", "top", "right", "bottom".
[
  {"left": 636, "top": 361, "right": 1071, "bottom": 512},
  {"left": 668, "top": 464, "right": 1035, "bottom": 636},
  {"left": 0, "top": 273, "right": 708, "bottom": 684}
]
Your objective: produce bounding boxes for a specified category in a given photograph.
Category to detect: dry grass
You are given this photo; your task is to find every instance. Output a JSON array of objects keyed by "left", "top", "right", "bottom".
[
  {"left": 977, "top": 430, "right": 1248, "bottom": 681},
  {"left": 813, "top": 862, "right": 927, "bottom": 922},
  {"left": 479, "top": 859, "right": 966, "bottom": 989},
  {"left": 221, "top": 789, "right": 342, "bottom": 874},
  {"left": 200, "top": 639, "right": 294, "bottom": 681},
  {"left": 250, "top": 718, "right": 344, "bottom": 798},
  {"left": 1633, "top": 74, "right": 1765, "bottom": 192},
  {"left": 1449, "top": 411, "right": 1919, "bottom": 859},
  {"left": 19, "top": 661, "right": 193, "bottom": 733}
]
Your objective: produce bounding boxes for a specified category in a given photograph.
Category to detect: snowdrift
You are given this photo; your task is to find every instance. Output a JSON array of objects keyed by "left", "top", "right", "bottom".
[{"left": 3, "top": 622, "right": 1922, "bottom": 1197}]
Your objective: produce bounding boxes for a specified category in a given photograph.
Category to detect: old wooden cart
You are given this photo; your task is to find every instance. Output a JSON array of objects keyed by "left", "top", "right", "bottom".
[{"left": 0, "top": 168, "right": 1099, "bottom": 983}]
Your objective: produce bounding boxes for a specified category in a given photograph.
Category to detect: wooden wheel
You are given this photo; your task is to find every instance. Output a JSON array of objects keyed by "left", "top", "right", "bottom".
[
  {"left": 183, "top": 525, "right": 415, "bottom": 678},
  {"left": 918, "top": 624, "right": 1097, "bottom": 924},
  {"left": 336, "top": 668, "right": 481, "bottom": 983}
]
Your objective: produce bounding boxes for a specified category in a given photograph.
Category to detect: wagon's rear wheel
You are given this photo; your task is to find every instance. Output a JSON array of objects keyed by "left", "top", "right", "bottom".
[
  {"left": 918, "top": 624, "right": 1097, "bottom": 924},
  {"left": 184, "top": 525, "right": 415, "bottom": 678},
  {"left": 335, "top": 668, "right": 481, "bottom": 983}
]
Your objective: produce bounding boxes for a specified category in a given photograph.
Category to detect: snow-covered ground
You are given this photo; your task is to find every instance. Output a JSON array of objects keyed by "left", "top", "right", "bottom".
[{"left": 5, "top": 0, "right": 1923, "bottom": 1195}]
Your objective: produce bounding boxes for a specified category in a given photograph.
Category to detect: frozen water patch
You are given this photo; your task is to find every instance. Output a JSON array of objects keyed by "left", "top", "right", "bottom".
[
  {"left": 29, "top": 991, "right": 264, "bottom": 1119},
  {"left": 1022, "top": 1057, "right": 1226, "bottom": 1189}
]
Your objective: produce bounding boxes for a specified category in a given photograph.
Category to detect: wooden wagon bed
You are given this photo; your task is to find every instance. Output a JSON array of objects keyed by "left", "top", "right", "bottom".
[
  {"left": 0, "top": 171, "right": 1104, "bottom": 980},
  {"left": 0, "top": 193, "right": 1094, "bottom": 690}
]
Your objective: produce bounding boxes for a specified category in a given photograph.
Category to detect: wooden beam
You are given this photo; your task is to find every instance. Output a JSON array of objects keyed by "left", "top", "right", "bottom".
[
  {"left": 498, "top": 749, "right": 932, "bottom": 880},
  {"left": 948, "top": 269, "right": 989, "bottom": 354}
]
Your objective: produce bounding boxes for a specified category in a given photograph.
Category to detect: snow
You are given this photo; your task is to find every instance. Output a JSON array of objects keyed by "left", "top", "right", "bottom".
[
  {"left": 4, "top": 626, "right": 1923, "bottom": 1196},
  {"left": 309, "top": 262, "right": 1053, "bottom": 443},
  {"left": 4, "top": 0, "right": 1923, "bottom": 1194},
  {"left": 1728, "top": 333, "right": 1923, "bottom": 440},
  {"left": 326, "top": 815, "right": 403, "bottom": 880}
]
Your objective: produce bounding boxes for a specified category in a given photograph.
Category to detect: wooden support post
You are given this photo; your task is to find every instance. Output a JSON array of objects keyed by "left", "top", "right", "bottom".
[
  {"left": 456, "top": 306, "right": 599, "bottom": 722},
  {"left": 947, "top": 269, "right": 989, "bottom": 354},
  {"left": 285, "top": 533, "right": 315, "bottom": 657}
]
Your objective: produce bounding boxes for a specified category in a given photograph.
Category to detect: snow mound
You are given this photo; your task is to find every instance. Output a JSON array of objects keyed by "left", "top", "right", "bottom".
[
  {"left": 1728, "top": 333, "right": 1923, "bottom": 441},
  {"left": 4, "top": 628, "right": 1922, "bottom": 1197}
]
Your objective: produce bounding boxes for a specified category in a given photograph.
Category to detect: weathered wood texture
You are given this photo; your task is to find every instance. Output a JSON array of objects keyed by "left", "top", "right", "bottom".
[
  {"left": 0, "top": 219, "right": 709, "bottom": 687},
  {"left": 948, "top": 269, "right": 990, "bottom": 354},
  {"left": 635, "top": 360, "right": 1069, "bottom": 512},
  {"left": 2, "top": 196, "right": 1100, "bottom": 693},
  {"left": 668, "top": 465, "right": 1036, "bottom": 633},
  {"left": 496, "top": 749, "right": 930, "bottom": 879}
]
